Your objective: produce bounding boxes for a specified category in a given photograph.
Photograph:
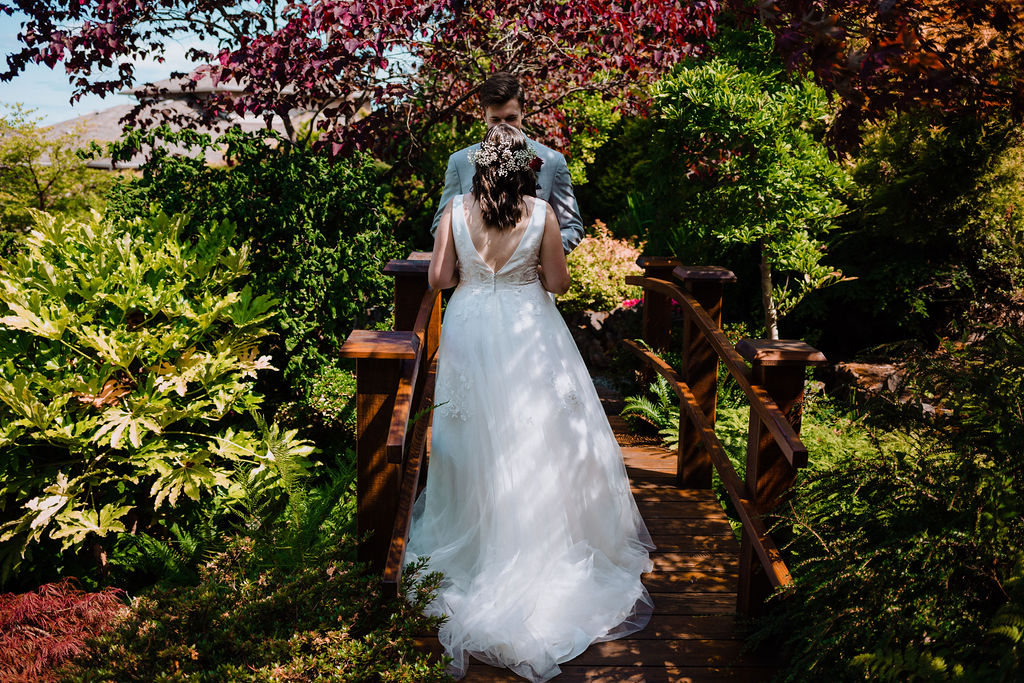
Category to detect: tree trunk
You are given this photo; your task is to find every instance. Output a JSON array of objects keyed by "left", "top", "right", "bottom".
[{"left": 759, "top": 241, "right": 779, "bottom": 340}]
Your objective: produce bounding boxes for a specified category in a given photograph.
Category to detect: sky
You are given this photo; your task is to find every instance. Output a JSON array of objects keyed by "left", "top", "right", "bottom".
[{"left": 0, "top": 12, "right": 217, "bottom": 126}]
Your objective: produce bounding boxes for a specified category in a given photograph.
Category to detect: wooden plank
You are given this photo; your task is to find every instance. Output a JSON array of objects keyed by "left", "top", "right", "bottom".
[
  {"left": 414, "top": 639, "right": 777, "bottom": 670},
  {"left": 643, "top": 572, "right": 738, "bottom": 593},
  {"left": 382, "top": 257, "right": 431, "bottom": 274},
  {"left": 629, "top": 483, "right": 719, "bottom": 500},
  {"left": 385, "top": 357, "right": 419, "bottom": 464},
  {"left": 736, "top": 338, "right": 827, "bottom": 367},
  {"left": 381, "top": 357, "right": 437, "bottom": 597},
  {"left": 644, "top": 518, "right": 735, "bottom": 536},
  {"left": 635, "top": 500, "right": 729, "bottom": 518},
  {"left": 648, "top": 535, "right": 740, "bottom": 552},
  {"left": 623, "top": 614, "right": 746, "bottom": 640},
  {"left": 673, "top": 265, "right": 737, "bottom": 282},
  {"left": 564, "top": 638, "right": 777, "bottom": 667},
  {"left": 626, "top": 468, "right": 678, "bottom": 482},
  {"left": 461, "top": 665, "right": 778, "bottom": 683},
  {"left": 648, "top": 592, "right": 738, "bottom": 615},
  {"left": 386, "top": 289, "right": 441, "bottom": 463},
  {"left": 649, "top": 552, "right": 739, "bottom": 573}
]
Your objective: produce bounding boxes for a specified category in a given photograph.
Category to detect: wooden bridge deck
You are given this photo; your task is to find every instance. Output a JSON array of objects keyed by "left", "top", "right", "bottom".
[{"left": 416, "top": 404, "right": 781, "bottom": 682}]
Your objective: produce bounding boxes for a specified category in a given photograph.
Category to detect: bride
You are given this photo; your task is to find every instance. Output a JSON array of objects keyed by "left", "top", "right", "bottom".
[{"left": 405, "top": 122, "right": 654, "bottom": 682}]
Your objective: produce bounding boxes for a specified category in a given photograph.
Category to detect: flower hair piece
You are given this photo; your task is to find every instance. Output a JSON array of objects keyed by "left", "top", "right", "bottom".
[{"left": 468, "top": 139, "right": 539, "bottom": 177}]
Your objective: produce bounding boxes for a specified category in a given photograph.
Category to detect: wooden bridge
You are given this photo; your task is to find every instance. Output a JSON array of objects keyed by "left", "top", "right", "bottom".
[{"left": 341, "top": 254, "right": 826, "bottom": 681}]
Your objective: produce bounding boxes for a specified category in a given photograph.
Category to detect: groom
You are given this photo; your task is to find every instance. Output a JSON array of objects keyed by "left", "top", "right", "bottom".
[{"left": 430, "top": 72, "right": 585, "bottom": 255}]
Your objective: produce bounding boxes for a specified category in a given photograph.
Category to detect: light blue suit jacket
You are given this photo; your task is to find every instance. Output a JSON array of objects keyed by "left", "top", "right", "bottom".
[{"left": 430, "top": 137, "right": 585, "bottom": 254}]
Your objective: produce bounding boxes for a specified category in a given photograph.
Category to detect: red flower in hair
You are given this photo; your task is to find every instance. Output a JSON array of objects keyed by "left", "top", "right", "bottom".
[{"left": 529, "top": 156, "right": 544, "bottom": 172}]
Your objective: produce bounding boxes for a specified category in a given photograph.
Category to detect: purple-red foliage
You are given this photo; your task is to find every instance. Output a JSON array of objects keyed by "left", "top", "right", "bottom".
[
  {"left": 0, "top": 1, "right": 720, "bottom": 158},
  {"left": 0, "top": 578, "right": 126, "bottom": 682},
  {"left": 736, "top": 0, "right": 1024, "bottom": 152}
]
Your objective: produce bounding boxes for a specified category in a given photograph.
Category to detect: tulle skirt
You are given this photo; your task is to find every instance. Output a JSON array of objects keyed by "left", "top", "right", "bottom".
[{"left": 405, "top": 280, "right": 654, "bottom": 682}]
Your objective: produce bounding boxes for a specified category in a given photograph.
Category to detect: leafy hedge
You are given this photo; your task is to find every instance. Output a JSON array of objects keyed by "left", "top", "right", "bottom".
[{"left": 102, "top": 126, "right": 405, "bottom": 393}]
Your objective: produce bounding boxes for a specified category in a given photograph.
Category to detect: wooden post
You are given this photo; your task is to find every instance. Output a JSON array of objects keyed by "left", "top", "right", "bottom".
[
  {"left": 384, "top": 252, "right": 432, "bottom": 332},
  {"left": 383, "top": 253, "right": 439, "bottom": 443},
  {"left": 340, "top": 330, "right": 420, "bottom": 570},
  {"left": 673, "top": 265, "right": 736, "bottom": 489},
  {"left": 735, "top": 339, "right": 826, "bottom": 616},
  {"left": 636, "top": 256, "right": 681, "bottom": 352}
]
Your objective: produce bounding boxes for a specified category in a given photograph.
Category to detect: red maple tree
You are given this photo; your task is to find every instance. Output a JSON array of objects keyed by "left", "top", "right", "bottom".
[{"left": 1, "top": 0, "right": 720, "bottom": 157}]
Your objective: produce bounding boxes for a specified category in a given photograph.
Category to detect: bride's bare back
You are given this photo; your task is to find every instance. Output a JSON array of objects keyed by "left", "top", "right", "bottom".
[{"left": 462, "top": 195, "right": 533, "bottom": 273}]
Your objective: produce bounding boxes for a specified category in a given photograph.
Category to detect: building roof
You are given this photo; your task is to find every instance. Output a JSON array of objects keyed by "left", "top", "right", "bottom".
[{"left": 40, "top": 72, "right": 318, "bottom": 169}]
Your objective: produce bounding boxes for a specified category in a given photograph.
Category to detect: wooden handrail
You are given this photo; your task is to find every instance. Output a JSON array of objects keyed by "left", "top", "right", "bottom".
[
  {"left": 382, "top": 354, "right": 439, "bottom": 598},
  {"left": 625, "top": 340, "right": 793, "bottom": 589},
  {"left": 386, "top": 290, "right": 442, "bottom": 464},
  {"left": 626, "top": 275, "right": 809, "bottom": 467}
]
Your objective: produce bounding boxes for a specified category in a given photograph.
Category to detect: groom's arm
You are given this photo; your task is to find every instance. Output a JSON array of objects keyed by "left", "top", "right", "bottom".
[
  {"left": 431, "top": 153, "right": 462, "bottom": 238},
  {"left": 549, "top": 155, "right": 585, "bottom": 255}
]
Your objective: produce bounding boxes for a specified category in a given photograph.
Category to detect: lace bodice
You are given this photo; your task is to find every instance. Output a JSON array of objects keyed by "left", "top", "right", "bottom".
[{"left": 451, "top": 194, "right": 545, "bottom": 290}]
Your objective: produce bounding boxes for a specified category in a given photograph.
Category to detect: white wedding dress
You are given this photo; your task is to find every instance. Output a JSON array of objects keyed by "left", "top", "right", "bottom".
[{"left": 405, "top": 194, "right": 655, "bottom": 682}]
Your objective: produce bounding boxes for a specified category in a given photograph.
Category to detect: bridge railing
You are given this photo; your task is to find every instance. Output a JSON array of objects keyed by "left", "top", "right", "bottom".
[
  {"left": 341, "top": 251, "right": 823, "bottom": 615},
  {"left": 626, "top": 257, "right": 825, "bottom": 616},
  {"left": 339, "top": 252, "right": 439, "bottom": 598}
]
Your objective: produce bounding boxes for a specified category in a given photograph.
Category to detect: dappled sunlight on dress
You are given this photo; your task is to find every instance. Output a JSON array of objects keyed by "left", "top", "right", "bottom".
[{"left": 405, "top": 194, "right": 654, "bottom": 682}]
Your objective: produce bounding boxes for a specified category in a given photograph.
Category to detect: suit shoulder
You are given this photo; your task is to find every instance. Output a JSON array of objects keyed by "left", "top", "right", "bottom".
[{"left": 529, "top": 139, "right": 566, "bottom": 163}]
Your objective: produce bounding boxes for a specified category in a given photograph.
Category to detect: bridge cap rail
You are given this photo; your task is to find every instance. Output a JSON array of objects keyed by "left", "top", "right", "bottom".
[
  {"left": 673, "top": 265, "right": 737, "bottom": 283},
  {"left": 340, "top": 330, "right": 419, "bottom": 360},
  {"left": 383, "top": 252, "right": 431, "bottom": 275},
  {"left": 736, "top": 339, "right": 827, "bottom": 367}
]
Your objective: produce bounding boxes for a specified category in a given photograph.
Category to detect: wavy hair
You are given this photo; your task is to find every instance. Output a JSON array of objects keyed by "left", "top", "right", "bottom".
[{"left": 470, "top": 124, "right": 537, "bottom": 231}]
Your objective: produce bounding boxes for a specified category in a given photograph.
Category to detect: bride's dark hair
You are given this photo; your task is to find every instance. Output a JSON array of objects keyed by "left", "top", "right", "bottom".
[{"left": 471, "top": 123, "right": 537, "bottom": 231}]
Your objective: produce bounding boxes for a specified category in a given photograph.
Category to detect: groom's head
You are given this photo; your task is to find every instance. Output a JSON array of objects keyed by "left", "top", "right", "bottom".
[{"left": 480, "top": 72, "right": 525, "bottom": 131}]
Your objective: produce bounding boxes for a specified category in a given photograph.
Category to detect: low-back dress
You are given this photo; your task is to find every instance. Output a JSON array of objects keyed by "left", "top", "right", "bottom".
[{"left": 405, "top": 193, "right": 655, "bottom": 682}]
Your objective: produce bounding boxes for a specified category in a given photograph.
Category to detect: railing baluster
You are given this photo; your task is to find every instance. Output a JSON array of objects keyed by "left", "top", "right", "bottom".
[
  {"left": 674, "top": 265, "right": 736, "bottom": 489},
  {"left": 735, "top": 339, "right": 826, "bottom": 617}
]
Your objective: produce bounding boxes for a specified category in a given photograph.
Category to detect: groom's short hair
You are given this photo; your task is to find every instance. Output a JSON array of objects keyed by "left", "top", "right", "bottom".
[{"left": 480, "top": 72, "right": 526, "bottom": 109}]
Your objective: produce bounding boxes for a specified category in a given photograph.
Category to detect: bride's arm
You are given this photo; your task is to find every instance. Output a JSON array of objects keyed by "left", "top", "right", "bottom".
[
  {"left": 538, "top": 203, "right": 571, "bottom": 295},
  {"left": 429, "top": 199, "right": 459, "bottom": 290}
]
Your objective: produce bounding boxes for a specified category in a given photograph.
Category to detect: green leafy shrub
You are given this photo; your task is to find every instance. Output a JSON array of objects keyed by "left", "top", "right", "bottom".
[
  {"left": 101, "top": 126, "right": 405, "bottom": 394},
  {"left": 0, "top": 209, "right": 312, "bottom": 587},
  {"left": 56, "top": 535, "right": 449, "bottom": 682},
  {"left": 582, "top": 20, "right": 851, "bottom": 338},
  {"left": 561, "top": 221, "right": 644, "bottom": 313},
  {"left": 0, "top": 103, "right": 118, "bottom": 235},
  {"left": 755, "top": 325, "right": 1024, "bottom": 682},
  {"left": 789, "top": 114, "right": 1024, "bottom": 354}
]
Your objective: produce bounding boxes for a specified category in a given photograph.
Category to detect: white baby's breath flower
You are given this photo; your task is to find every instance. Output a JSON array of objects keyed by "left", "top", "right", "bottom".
[{"left": 468, "top": 140, "right": 538, "bottom": 177}]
